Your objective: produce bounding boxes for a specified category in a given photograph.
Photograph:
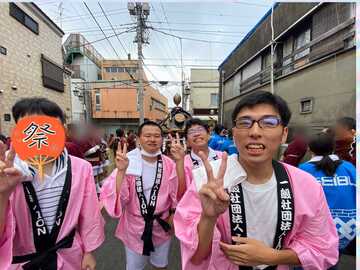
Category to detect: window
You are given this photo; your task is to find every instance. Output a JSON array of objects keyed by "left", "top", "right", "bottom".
[
  {"left": 282, "top": 36, "right": 293, "bottom": 75},
  {"left": 0, "top": 46, "right": 6, "bottom": 55},
  {"left": 105, "top": 67, "right": 111, "bottom": 73},
  {"left": 110, "top": 67, "right": 117, "bottom": 73},
  {"left": 242, "top": 56, "right": 261, "bottom": 81},
  {"left": 126, "top": 67, "right": 137, "bottom": 74},
  {"left": 233, "top": 72, "right": 241, "bottom": 94},
  {"left": 210, "top": 93, "right": 218, "bottom": 106},
  {"left": 95, "top": 90, "right": 101, "bottom": 111},
  {"left": 41, "top": 54, "right": 64, "bottom": 92},
  {"left": 117, "top": 67, "right": 125, "bottom": 73},
  {"left": 151, "top": 99, "right": 166, "bottom": 112},
  {"left": 300, "top": 98, "right": 313, "bottom": 114},
  {"left": 294, "top": 28, "right": 311, "bottom": 60},
  {"left": 261, "top": 52, "right": 271, "bottom": 83},
  {"left": 9, "top": 3, "right": 39, "bottom": 34}
]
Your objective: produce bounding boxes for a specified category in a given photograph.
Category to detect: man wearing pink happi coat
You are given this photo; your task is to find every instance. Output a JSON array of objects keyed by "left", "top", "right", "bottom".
[
  {"left": 100, "top": 121, "right": 178, "bottom": 270},
  {"left": 174, "top": 91, "right": 338, "bottom": 270},
  {"left": 0, "top": 98, "right": 105, "bottom": 270}
]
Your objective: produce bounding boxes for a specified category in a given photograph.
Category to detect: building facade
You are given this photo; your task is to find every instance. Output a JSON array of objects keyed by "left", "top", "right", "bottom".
[
  {"left": 219, "top": 3, "right": 356, "bottom": 135},
  {"left": 64, "top": 33, "right": 103, "bottom": 123},
  {"left": 0, "top": 2, "right": 71, "bottom": 136},
  {"left": 189, "top": 69, "right": 219, "bottom": 123},
  {"left": 91, "top": 59, "right": 168, "bottom": 134}
]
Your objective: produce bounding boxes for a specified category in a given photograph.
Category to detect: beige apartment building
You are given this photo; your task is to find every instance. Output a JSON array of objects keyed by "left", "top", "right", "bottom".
[
  {"left": 189, "top": 69, "right": 219, "bottom": 123},
  {"left": 91, "top": 59, "right": 168, "bottom": 133},
  {"left": 0, "top": 2, "right": 71, "bottom": 136}
]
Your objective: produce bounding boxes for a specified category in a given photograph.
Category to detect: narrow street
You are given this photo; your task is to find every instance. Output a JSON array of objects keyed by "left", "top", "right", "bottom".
[{"left": 94, "top": 212, "right": 182, "bottom": 270}]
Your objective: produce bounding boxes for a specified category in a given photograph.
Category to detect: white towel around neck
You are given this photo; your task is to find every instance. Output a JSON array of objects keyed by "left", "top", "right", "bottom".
[{"left": 192, "top": 154, "right": 247, "bottom": 192}]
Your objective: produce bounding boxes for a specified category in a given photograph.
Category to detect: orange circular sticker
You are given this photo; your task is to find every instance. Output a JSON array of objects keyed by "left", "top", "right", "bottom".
[{"left": 11, "top": 115, "right": 65, "bottom": 179}]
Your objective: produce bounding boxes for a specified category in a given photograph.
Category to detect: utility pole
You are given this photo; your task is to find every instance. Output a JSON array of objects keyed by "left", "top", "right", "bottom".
[{"left": 128, "top": 2, "right": 150, "bottom": 125}]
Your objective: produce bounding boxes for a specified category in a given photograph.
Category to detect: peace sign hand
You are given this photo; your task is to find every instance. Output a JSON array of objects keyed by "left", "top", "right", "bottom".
[
  {"left": 115, "top": 142, "right": 129, "bottom": 172},
  {"left": 0, "top": 142, "right": 23, "bottom": 195},
  {"left": 198, "top": 152, "right": 229, "bottom": 219},
  {"left": 169, "top": 133, "right": 186, "bottom": 162}
]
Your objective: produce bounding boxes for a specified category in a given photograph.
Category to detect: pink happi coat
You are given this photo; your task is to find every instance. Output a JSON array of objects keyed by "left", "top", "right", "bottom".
[
  {"left": 183, "top": 150, "right": 223, "bottom": 189},
  {"left": 174, "top": 163, "right": 339, "bottom": 270},
  {"left": 100, "top": 154, "right": 178, "bottom": 254},
  {"left": 0, "top": 156, "right": 105, "bottom": 270}
]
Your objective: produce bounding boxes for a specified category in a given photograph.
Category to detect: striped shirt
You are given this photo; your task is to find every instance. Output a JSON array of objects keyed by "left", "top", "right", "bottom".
[{"left": 14, "top": 151, "right": 68, "bottom": 232}]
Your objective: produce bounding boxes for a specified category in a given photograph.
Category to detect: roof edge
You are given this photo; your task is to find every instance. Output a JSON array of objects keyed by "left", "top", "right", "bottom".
[{"left": 218, "top": 2, "right": 278, "bottom": 70}]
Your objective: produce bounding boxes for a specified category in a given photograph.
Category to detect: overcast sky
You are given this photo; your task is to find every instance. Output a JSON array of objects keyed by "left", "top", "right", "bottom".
[{"left": 35, "top": 0, "right": 273, "bottom": 105}]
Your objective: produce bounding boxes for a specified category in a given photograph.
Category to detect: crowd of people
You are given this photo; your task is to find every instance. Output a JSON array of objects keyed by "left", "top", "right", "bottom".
[{"left": 0, "top": 91, "right": 356, "bottom": 270}]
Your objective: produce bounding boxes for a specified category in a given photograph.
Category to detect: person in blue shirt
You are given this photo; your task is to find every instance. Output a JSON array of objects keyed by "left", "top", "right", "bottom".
[
  {"left": 208, "top": 124, "right": 227, "bottom": 151},
  {"left": 299, "top": 132, "right": 356, "bottom": 269},
  {"left": 220, "top": 130, "right": 238, "bottom": 155}
]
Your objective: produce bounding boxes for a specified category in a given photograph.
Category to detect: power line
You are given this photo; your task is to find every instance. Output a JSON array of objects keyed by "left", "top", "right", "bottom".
[
  {"left": 83, "top": 2, "right": 138, "bottom": 82},
  {"left": 144, "top": 64, "right": 219, "bottom": 68},
  {"left": 151, "top": 27, "right": 245, "bottom": 35},
  {"left": 98, "top": 2, "right": 129, "bottom": 58},
  {"left": 151, "top": 28, "right": 238, "bottom": 45},
  {"left": 148, "top": 21, "right": 257, "bottom": 28},
  {"left": 83, "top": 2, "right": 121, "bottom": 59},
  {"left": 62, "top": 23, "right": 137, "bottom": 33},
  {"left": 156, "top": 10, "right": 259, "bottom": 18},
  {"left": 54, "top": 9, "right": 128, "bottom": 23},
  {"left": 144, "top": 57, "right": 223, "bottom": 62},
  {"left": 159, "top": 2, "right": 182, "bottom": 62},
  {"left": 55, "top": 8, "right": 128, "bottom": 20},
  {"left": 233, "top": 1, "right": 270, "bottom": 7},
  {"left": 71, "top": 27, "right": 137, "bottom": 48},
  {"left": 141, "top": 59, "right": 160, "bottom": 81},
  {"left": 149, "top": 3, "right": 181, "bottom": 79},
  {"left": 147, "top": 5, "right": 181, "bottom": 83}
]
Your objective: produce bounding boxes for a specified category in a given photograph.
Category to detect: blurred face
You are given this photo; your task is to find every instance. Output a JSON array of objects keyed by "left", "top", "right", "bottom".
[
  {"left": 186, "top": 124, "right": 210, "bottom": 149},
  {"left": 138, "top": 125, "right": 163, "bottom": 154},
  {"left": 232, "top": 104, "right": 288, "bottom": 167},
  {"left": 334, "top": 124, "right": 355, "bottom": 141}
]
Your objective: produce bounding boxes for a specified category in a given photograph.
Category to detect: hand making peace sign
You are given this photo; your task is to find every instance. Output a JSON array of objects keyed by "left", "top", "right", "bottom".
[
  {"left": 0, "top": 142, "right": 23, "bottom": 195},
  {"left": 115, "top": 142, "right": 129, "bottom": 172},
  {"left": 198, "top": 151, "right": 229, "bottom": 219},
  {"left": 169, "top": 133, "right": 186, "bottom": 162}
]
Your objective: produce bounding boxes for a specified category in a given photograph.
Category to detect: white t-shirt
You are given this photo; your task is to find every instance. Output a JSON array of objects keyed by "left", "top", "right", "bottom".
[
  {"left": 142, "top": 159, "right": 158, "bottom": 202},
  {"left": 242, "top": 172, "right": 278, "bottom": 270}
]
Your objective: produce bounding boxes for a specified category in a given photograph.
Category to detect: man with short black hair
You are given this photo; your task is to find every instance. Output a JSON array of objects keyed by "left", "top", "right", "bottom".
[
  {"left": 170, "top": 118, "right": 223, "bottom": 200},
  {"left": 101, "top": 120, "right": 178, "bottom": 270},
  {"left": 174, "top": 91, "right": 338, "bottom": 270}
]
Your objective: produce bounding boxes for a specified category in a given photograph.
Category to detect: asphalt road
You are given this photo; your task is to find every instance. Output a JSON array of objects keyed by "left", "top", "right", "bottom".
[
  {"left": 94, "top": 212, "right": 181, "bottom": 270},
  {"left": 94, "top": 212, "right": 355, "bottom": 270}
]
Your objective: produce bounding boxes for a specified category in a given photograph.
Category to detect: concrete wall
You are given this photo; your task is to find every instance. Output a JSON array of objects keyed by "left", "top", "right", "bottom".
[
  {"left": 190, "top": 69, "right": 219, "bottom": 112},
  {"left": 223, "top": 50, "right": 355, "bottom": 130},
  {"left": 72, "top": 56, "right": 100, "bottom": 81},
  {"left": 0, "top": 3, "right": 71, "bottom": 135},
  {"left": 71, "top": 78, "right": 85, "bottom": 122}
]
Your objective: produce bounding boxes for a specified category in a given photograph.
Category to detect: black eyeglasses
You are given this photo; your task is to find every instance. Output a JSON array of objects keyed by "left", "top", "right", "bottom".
[{"left": 234, "top": 116, "right": 282, "bottom": 129}]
